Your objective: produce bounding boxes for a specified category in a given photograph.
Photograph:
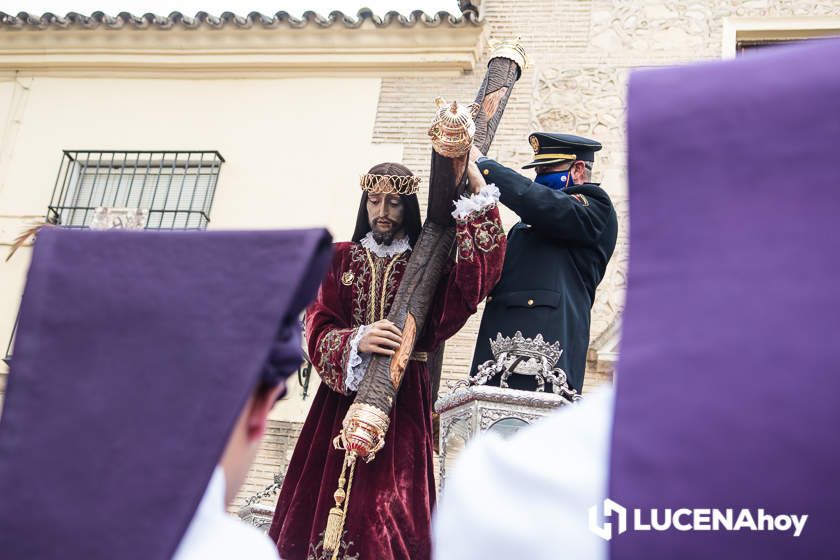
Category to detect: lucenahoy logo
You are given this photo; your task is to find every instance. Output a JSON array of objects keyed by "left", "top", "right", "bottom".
[{"left": 588, "top": 499, "right": 808, "bottom": 541}]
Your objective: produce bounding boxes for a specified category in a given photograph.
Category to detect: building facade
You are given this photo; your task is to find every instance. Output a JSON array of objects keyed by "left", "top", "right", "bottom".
[{"left": 0, "top": 1, "right": 838, "bottom": 510}]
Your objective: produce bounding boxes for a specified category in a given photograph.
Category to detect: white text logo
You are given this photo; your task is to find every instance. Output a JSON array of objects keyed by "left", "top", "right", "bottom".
[{"left": 588, "top": 500, "right": 808, "bottom": 540}]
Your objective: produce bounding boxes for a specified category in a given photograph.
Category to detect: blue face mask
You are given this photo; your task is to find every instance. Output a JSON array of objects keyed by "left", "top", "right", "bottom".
[{"left": 534, "top": 170, "right": 573, "bottom": 191}]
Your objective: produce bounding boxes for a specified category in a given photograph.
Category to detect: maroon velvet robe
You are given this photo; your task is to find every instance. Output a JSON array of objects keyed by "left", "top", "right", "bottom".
[{"left": 269, "top": 203, "right": 505, "bottom": 560}]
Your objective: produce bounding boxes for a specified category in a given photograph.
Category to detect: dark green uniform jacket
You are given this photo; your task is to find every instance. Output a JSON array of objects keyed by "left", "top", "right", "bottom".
[{"left": 470, "top": 158, "right": 618, "bottom": 392}]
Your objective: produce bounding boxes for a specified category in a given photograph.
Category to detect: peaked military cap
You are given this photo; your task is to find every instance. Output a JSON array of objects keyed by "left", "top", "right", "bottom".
[{"left": 522, "top": 132, "right": 602, "bottom": 169}]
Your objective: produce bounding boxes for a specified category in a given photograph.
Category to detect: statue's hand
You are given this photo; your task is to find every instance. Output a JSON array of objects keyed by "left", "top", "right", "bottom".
[
  {"left": 465, "top": 159, "right": 486, "bottom": 194},
  {"left": 359, "top": 319, "right": 403, "bottom": 356}
]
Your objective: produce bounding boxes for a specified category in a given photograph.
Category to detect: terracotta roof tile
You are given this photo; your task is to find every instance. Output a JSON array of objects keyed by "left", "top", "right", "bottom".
[{"left": 0, "top": 8, "right": 482, "bottom": 30}]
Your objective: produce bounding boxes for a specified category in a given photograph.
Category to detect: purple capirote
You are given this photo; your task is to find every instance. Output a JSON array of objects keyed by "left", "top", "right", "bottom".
[
  {"left": 610, "top": 38, "right": 840, "bottom": 558},
  {"left": 0, "top": 227, "right": 331, "bottom": 559}
]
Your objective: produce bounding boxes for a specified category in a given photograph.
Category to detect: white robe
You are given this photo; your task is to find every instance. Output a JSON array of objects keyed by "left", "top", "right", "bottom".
[
  {"left": 173, "top": 467, "right": 279, "bottom": 560},
  {"left": 433, "top": 386, "right": 615, "bottom": 560}
]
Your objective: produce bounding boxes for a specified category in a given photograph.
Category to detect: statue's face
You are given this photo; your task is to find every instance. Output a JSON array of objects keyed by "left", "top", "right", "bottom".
[{"left": 366, "top": 191, "right": 405, "bottom": 245}]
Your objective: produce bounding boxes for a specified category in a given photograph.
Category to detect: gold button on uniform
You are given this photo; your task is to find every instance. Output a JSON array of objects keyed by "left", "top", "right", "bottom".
[
  {"left": 487, "top": 296, "right": 493, "bottom": 302},
  {"left": 527, "top": 299, "right": 534, "bottom": 306},
  {"left": 483, "top": 169, "right": 489, "bottom": 176}
]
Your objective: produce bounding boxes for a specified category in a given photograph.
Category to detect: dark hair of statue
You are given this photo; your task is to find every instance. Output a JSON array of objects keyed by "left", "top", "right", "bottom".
[{"left": 351, "top": 162, "right": 422, "bottom": 247}]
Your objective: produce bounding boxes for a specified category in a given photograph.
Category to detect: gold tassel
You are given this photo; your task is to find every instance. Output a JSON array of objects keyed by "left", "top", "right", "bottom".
[
  {"left": 323, "top": 506, "right": 345, "bottom": 556},
  {"left": 323, "top": 452, "right": 357, "bottom": 558}
]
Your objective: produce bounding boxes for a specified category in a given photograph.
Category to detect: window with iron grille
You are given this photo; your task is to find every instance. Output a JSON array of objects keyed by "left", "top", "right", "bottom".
[
  {"left": 48, "top": 150, "right": 223, "bottom": 230},
  {"left": 735, "top": 37, "right": 821, "bottom": 54},
  {"left": 4, "top": 150, "right": 224, "bottom": 361}
]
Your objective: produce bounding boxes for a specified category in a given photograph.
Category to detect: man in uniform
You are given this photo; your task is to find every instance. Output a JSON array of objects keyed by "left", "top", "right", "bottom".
[
  {"left": 436, "top": 37, "right": 840, "bottom": 559},
  {"left": 469, "top": 133, "right": 618, "bottom": 393}
]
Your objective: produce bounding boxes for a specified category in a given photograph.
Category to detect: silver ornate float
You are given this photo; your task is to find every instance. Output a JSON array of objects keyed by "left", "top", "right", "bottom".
[
  {"left": 471, "top": 331, "right": 581, "bottom": 398},
  {"left": 435, "top": 331, "right": 581, "bottom": 487}
]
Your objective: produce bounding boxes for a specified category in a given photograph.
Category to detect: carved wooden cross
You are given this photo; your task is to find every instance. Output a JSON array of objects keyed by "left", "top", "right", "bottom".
[
  {"left": 351, "top": 40, "right": 526, "bottom": 453},
  {"left": 323, "top": 41, "right": 526, "bottom": 555}
]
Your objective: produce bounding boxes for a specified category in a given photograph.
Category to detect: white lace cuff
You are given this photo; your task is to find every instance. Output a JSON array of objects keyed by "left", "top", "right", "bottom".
[
  {"left": 345, "top": 324, "right": 373, "bottom": 392},
  {"left": 451, "top": 184, "right": 501, "bottom": 220}
]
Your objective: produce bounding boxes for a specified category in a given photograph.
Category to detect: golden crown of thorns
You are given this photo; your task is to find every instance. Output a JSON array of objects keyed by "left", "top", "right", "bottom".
[{"left": 359, "top": 174, "right": 422, "bottom": 195}]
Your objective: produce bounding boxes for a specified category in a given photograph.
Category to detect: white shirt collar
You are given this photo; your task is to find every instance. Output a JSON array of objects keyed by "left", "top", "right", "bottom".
[
  {"left": 173, "top": 466, "right": 280, "bottom": 560},
  {"left": 360, "top": 231, "right": 411, "bottom": 258},
  {"left": 186, "top": 467, "right": 227, "bottom": 530}
]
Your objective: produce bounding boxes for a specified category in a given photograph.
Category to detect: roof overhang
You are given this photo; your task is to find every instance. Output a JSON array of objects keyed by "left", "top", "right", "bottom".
[{"left": 0, "top": 18, "right": 485, "bottom": 78}]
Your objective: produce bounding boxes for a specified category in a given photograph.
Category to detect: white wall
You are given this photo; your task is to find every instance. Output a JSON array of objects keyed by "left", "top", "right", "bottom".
[{"left": 0, "top": 73, "right": 402, "bottom": 380}]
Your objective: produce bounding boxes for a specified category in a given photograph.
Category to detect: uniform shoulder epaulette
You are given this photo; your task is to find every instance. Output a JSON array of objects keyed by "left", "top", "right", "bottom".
[{"left": 570, "top": 193, "right": 590, "bottom": 206}]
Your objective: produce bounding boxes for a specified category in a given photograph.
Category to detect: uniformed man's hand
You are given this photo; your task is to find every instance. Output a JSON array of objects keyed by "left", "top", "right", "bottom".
[
  {"left": 359, "top": 319, "right": 403, "bottom": 356},
  {"left": 469, "top": 145, "right": 483, "bottom": 163}
]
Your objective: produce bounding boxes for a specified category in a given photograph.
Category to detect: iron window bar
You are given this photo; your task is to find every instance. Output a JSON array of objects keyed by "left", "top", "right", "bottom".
[
  {"left": 4, "top": 150, "right": 225, "bottom": 363},
  {"left": 47, "top": 150, "right": 224, "bottom": 230}
]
